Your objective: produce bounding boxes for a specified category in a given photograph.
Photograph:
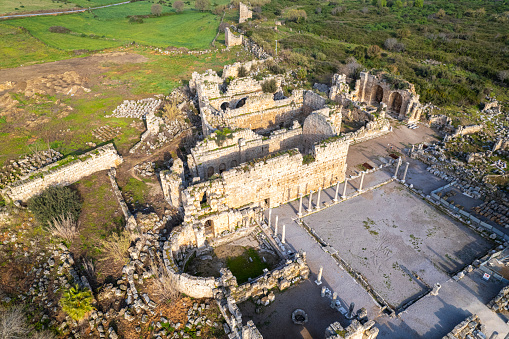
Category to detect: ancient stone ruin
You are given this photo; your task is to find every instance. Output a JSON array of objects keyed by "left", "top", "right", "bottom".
[
  {"left": 442, "top": 315, "right": 487, "bottom": 339},
  {"left": 239, "top": 2, "right": 252, "bottom": 23},
  {"left": 225, "top": 27, "right": 243, "bottom": 47}
]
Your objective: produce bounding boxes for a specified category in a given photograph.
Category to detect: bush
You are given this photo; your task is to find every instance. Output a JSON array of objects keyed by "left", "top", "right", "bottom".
[
  {"left": 367, "top": 45, "right": 381, "bottom": 59},
  {"left": 285, "top": 9, "right": 307, "bottom": 23},
  {"left": 237, "top": 65, "right": 248, "bottom": 77},
  {"left": 128, "top": 16, "right": 144, "bottom": 24},
  {"left": 100, "top": 232, "right": 131, "bottom": 266},
  {"left": 195, "top": 0, "right": 210, "bottom": 11},
  {"left": 315, "top": 7, "right": 322, "bottom": 14},
  {"left": 47, "top": 213, "right": 79, "bottom": 242},
  {"left": 59, "top": 285, "right": 94, "bottom": 321},
  {"left": 331, "top": 6, "right": 345, "bottom": 16},
  {"left": 414, "top": 0, "right": 423, "bottom": 7},
  {"left": 0, "top": 306, "right": 29, "bottom": 338},
  {"left": 48, "top": 26, "right": 70, "bottom": 34},
  {"left": 28, "top": 186, "right": 81, "bottom": 227},
  {"left": 173, "top": 0, "right": 184, "bottom": 13},
  {"left": 151, "top": 4, "right": 162, "bottom": 16},
  {"left": 261, "top": 79, "right": 278, "bottom": 93}
]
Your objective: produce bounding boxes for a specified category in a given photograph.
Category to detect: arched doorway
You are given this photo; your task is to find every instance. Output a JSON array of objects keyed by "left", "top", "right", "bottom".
[
  {"left": 204, "top": 220, "right": 214, "bottom": 237},
  {"left": 220, "top": 102, "right": 229, "bottom": 111},
  {"left": 372, "top": 85, "right": 384, "bottom": 105},
  {"left": 236, "top": 97, "right": 247, "bottom": 108},
  {"left": 390, "top": 92, "right": 403, "bottom": 113},
  {"left": 230, "top": 159, "right": 238, "bottom": 168},
  {"left": 219, "top": 163, "right": 226, "bottom": 173},
  {"left": 206, "top": 166, "right": 215, "bottom": 178}
]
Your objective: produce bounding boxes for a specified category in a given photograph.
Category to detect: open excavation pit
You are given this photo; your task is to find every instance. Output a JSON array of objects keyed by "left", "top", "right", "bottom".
[{"left": 303, "top": 181, "right": 493, "bottom": 310}]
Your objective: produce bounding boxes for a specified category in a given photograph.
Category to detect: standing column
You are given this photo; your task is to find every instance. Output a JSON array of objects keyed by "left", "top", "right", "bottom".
[
  {"left": 316, "top": 187, "right": 322, "bottom": 209},
  {"left": 393, "top": 157, "right": 402, "bottom": 179},
  {"left": 402, "top": 162, "right": 410, "bottom": 183},
  {"left": 315, "top": 266, "right": 323, "bottom": 285},
  {"left": 334, "top": 181, "right": 340, "bottom": 202},
  {"left": 358, "top": 171, "right": 365, "bottom": 192},
  {"left": 274, "top": 216, "right": 278, "bottom": 236},
  {"left": 342, "top": 178, "right": 348, "bottom": 199},
  {"left": 410, "top": 144, "right": 415, "bottom": 156},
  {"left": 307, "top": 191, "right": 314, "bottom": 212},
  {"left": 268, "top": 208, "right": 272, "bottom": 228},
  {"left": 298, "top": 194, "right": 303, "bottom": 217},
  {"left": 281, "top": 224, "right": 286, "bottom": 244},
  {"left": 330, "top": 292, "right": 337, "bottom": 309}
]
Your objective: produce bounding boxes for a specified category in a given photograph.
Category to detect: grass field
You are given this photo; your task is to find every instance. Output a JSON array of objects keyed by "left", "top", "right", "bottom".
[
  {"left": 0, "top": 0, "right": 124, "bottom": 15},
  {"left": 4, "top": 2, "right": 221, "bottom": 50},
  {"left": 227, "top": 248, "right": 269, "bottom": 284},
  {"left": 0, "top": 45, "right": 248, "bottom": 166}
]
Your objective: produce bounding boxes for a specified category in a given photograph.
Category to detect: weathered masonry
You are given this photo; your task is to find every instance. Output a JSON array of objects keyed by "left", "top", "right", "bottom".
[{"left": 2, "top": 144, "right": 122, "bottom": 202}]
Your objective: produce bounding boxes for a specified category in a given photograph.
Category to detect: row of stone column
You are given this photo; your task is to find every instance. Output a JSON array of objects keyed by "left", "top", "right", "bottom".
[
  {"left": 393, "top": 157, "right": 410, "bottom": 183},
  {"left": 267, "top": 210, "right": 285, "bottom": 244}
]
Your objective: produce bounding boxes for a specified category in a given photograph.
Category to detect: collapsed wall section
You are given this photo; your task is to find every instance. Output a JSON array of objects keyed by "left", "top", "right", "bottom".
[{"left": 2, "top": 144, "right": 123, "bottom": 202}]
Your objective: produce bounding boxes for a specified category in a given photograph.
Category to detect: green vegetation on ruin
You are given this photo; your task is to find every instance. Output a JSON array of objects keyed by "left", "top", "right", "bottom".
[{"left": 226, "top": 247, "right": 269, "bottom": 284}]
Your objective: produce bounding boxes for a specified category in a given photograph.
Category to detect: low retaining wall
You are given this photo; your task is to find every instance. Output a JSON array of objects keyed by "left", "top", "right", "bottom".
[{"left": 2, "top": 144, "right": 122, "bottom": 202}]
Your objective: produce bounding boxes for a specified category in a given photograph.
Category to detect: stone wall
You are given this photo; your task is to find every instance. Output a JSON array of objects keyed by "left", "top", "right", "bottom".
[
  {"left": 441, "top": 314, "right": 486, "bottom": 339},
  {"left": 225, "top": 27, "right": 243, "bottom": 47},
  {"left": 450, "top": 124, "right": 484, "bottom": 138},
  {"left": 352, "top": 71, "right": 423, "bottom": 122},
  {"left": 493, "top": 138, "right": 509, "bottom": 152},
  {"left": 488, "top": 285, "right": 509, "bottom": 312},
  {"left": 108, "top": 168, "right": 137, "bottom": 231},
  {"left": 222, "top": 58, "right": 272, "bottom": 79},
  {"left": 325, "top": 320, "right": 379, "bottom": 339},
  {"left": 188, "top": 125, "right": 303, "bottom": 180},
  {"left": 2, "top": 144, "right": 122, "bottom": 202},
  {"left": 160, "top": 158, "right": 185, "bottom": 209},
  {"left": 239, "top": 2, "right": 252, "bottom": 23}
]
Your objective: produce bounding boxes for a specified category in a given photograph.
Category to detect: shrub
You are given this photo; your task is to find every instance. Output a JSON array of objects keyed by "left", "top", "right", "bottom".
[
  {"left": 213, "top": 4, "right": 227, "bottom": 14},
  {"left": 237, "top": 65, "right": 248, "bottom": 77},
  {"left": 435, "top": 8, "right": 446, "bottom": 19},
  {"left": 498, "top": 70, "right": 509, "bottom": 83},
  {"left": 331, "top": 6, "right": 345, "bottom": 16},
  {"left": 397, "top": 28, "right": 411, "bottom": 39},
  {"left": 128, "top": 16, "right": 144, "bottom": 24},
  {"left": 414, "top": 0, "right": 423, "bottom": 7},
  {"left": 297, "top": 68, "right": 307, "bottom": 80},
  {"left": 59, "top": 285, "right": 94, "bottom": 321},
  {"left": 151, "top": 4, "right": 162, "bottom": 16},
  {"left": 315, "top": 7, "right": 322, "bottom": 14},
  {"left": 0, "top": 306, "right": 29, "bottom": 338},
  {"left": 285, "top": 9, "right": 307, "bottom": 23},
  {"left": 173, "top": 0, "right": 184, "bottom": 13},
  {"left": 47, "top": 213, "right": 79, "bottom": 242},
  {"left": 195, "top": 0, "right": 210, "bottom": 11},
  {"left": 100, "top": 232, "right": 131, "bottom": 266},
  {"left": 315, "top": 52, "right": 327, "bottom": 61},
  {"left": 28, "top": 186, "right": 81, "bottom": 227},
  {"left": 261, "top": 79, "right": 278, "bottom": 93},
  {"left": 48, "top": 26, "right": 70, "bottom": 34},
  {"left": 367, "top": 45, "right": 381, "bottom": 59}
]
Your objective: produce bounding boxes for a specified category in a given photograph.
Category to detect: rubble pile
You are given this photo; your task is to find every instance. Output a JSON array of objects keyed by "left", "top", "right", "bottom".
[
  {"left": 92, "top": 125, "right": 122, "bottom": 142},
  {"left": 488, "top": 285, "right": 509, "bottom": 312},
  {"left": 472, "top": 199, "right": 509, "bottom": 228},
  {"left": 441, "top": 314, "right": 487, "bottom": 339},
  {"left": 108, "top": 98, "right": 163, "bottom": 119},
  {"left": 0, "top": 149, "right": 62, "bottom": 188}
]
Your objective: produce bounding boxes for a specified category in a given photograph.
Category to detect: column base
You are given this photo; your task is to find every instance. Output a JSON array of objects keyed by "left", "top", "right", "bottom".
[
  {"left": 297, "top": 213, "right": 303, "bottom": 218},
  {"left": 392, "top": 176, "right": 397, "bottom": 179},
  {"left": 401, "top": 180, "right": 406, "bottom": 184},
  {"left": 307, "top": 208, "right": 313, "bottom": 212},
  {"left": 315, "top": 280, "right": 322, "bottom": 286},
  {"left": 333, "top": 198, "right": 338, "bottom": 202}
]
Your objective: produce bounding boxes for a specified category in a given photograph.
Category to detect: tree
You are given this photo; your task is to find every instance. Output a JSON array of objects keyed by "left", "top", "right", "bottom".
[
  {"left": 60, "top": 285, "right": 94, "bottom": 321},
  {"left": 261, "top": 79, "right": 278, "bottom": 93},
  {"left": 367, "top": 45, "right": 382, "bottom": 59},
  {"left": 237, "top": 65, "right": 248, "bottom": 77},
  {"left": 195, "top": 0, "right": 210, "bottom": 11},
  {"left": 28, "top": 186, "right": 82, "bottom": 227},
  {"left": 151, "top": 3, "right": 163, "bottom": 16},
  {"left": 414, "top": 0, "right": 423, "bottom": 7},
  {"left": 173, "top": 0, "right": 184, "bottom": 13},
  {"left": 498, "top": 70, "right": 509, "bottom": 83},
  {"left": 285, "top": 9, "right": 307, "bottom": 23}
]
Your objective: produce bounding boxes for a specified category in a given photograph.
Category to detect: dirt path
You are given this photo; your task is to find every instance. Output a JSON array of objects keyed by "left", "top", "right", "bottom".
[
  {"left": 0, "top": 1, "right": 131, "bottom": 19},
  {"left": 0, "top": 52, "right": 147, "bottom": 81}
]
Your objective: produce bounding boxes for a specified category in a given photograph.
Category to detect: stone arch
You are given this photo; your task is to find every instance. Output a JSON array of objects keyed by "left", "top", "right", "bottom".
[
  {"left": 206, "top": 166, "right": 215, "bottom": 178},
  {"left": 204, "top": 219, "right": 214, "bottom": 237},
  {"left": 230, "top": 159, "right": 238, "bottom": 168},
  {"left": 220, "top": 102, "right": 229, "bottom": 111},
  {"left": 389, "top": 92, "right": 403, "bottom": 113},
  {"left": 219, "top": 163, "right": 226, "bottom": 173},
  {"left": 372, "top": 85, "right": 384, "bottom": 105},
  {"left": 236, "top": 97, "right": 247, "bottom": 109}
]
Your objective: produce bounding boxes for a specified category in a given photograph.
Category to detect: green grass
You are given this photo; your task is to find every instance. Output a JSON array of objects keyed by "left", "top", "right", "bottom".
[
  {"left": 0, "top": 23, "right": 71, "bottom": 69},
  {"left": 227, "top": 247, "right": 269, "bottom": 284},
  {"left": 121, "top": 177, "right": 149, "bottom": 204},
  {"left": 0, "top": 0, "right": 127, "bottom": 15},
  {"left": 5, "top": 2, "right": 221, "bottom": 51}
]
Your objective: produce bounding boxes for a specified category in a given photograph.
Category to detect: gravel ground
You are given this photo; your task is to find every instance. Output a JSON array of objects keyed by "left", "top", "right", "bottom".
[{"left": 303, "top": 181, "right": 493, "bottom": 308}]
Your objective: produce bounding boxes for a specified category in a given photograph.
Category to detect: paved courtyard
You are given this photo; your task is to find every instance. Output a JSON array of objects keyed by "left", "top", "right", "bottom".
[{"left": 303, "top": 181, "right": 493, "bottom": 309}]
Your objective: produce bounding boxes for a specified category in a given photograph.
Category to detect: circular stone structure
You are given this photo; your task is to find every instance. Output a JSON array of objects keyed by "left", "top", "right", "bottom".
[{"left": 292, "top": 309, "right": 308, "bottom": 325}]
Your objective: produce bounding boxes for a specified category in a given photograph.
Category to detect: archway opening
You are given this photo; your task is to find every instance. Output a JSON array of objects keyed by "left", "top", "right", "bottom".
[
  {"left": 206, "top": 166, "right": 215, "bottom": 178},
  {"left": 230, "top": 159, "right": 238, "bottom": 168},
  {"left": 372, "top": 85, "right": 384, "bottom": 105},
  {"left": 220, "top": 102, "right": 229, "bottom": 111},
  {"left": 219, "top": 163, "right": 226, "bottom": 173},
  {"left": 390, "top": 92, "right": 403, "bottom": 113},
  {"left": 236, "top": 97, "right": 247, "bottom": 109},
  {"left": 204, "top": 219, "right": 214, "bottom": 237}
]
